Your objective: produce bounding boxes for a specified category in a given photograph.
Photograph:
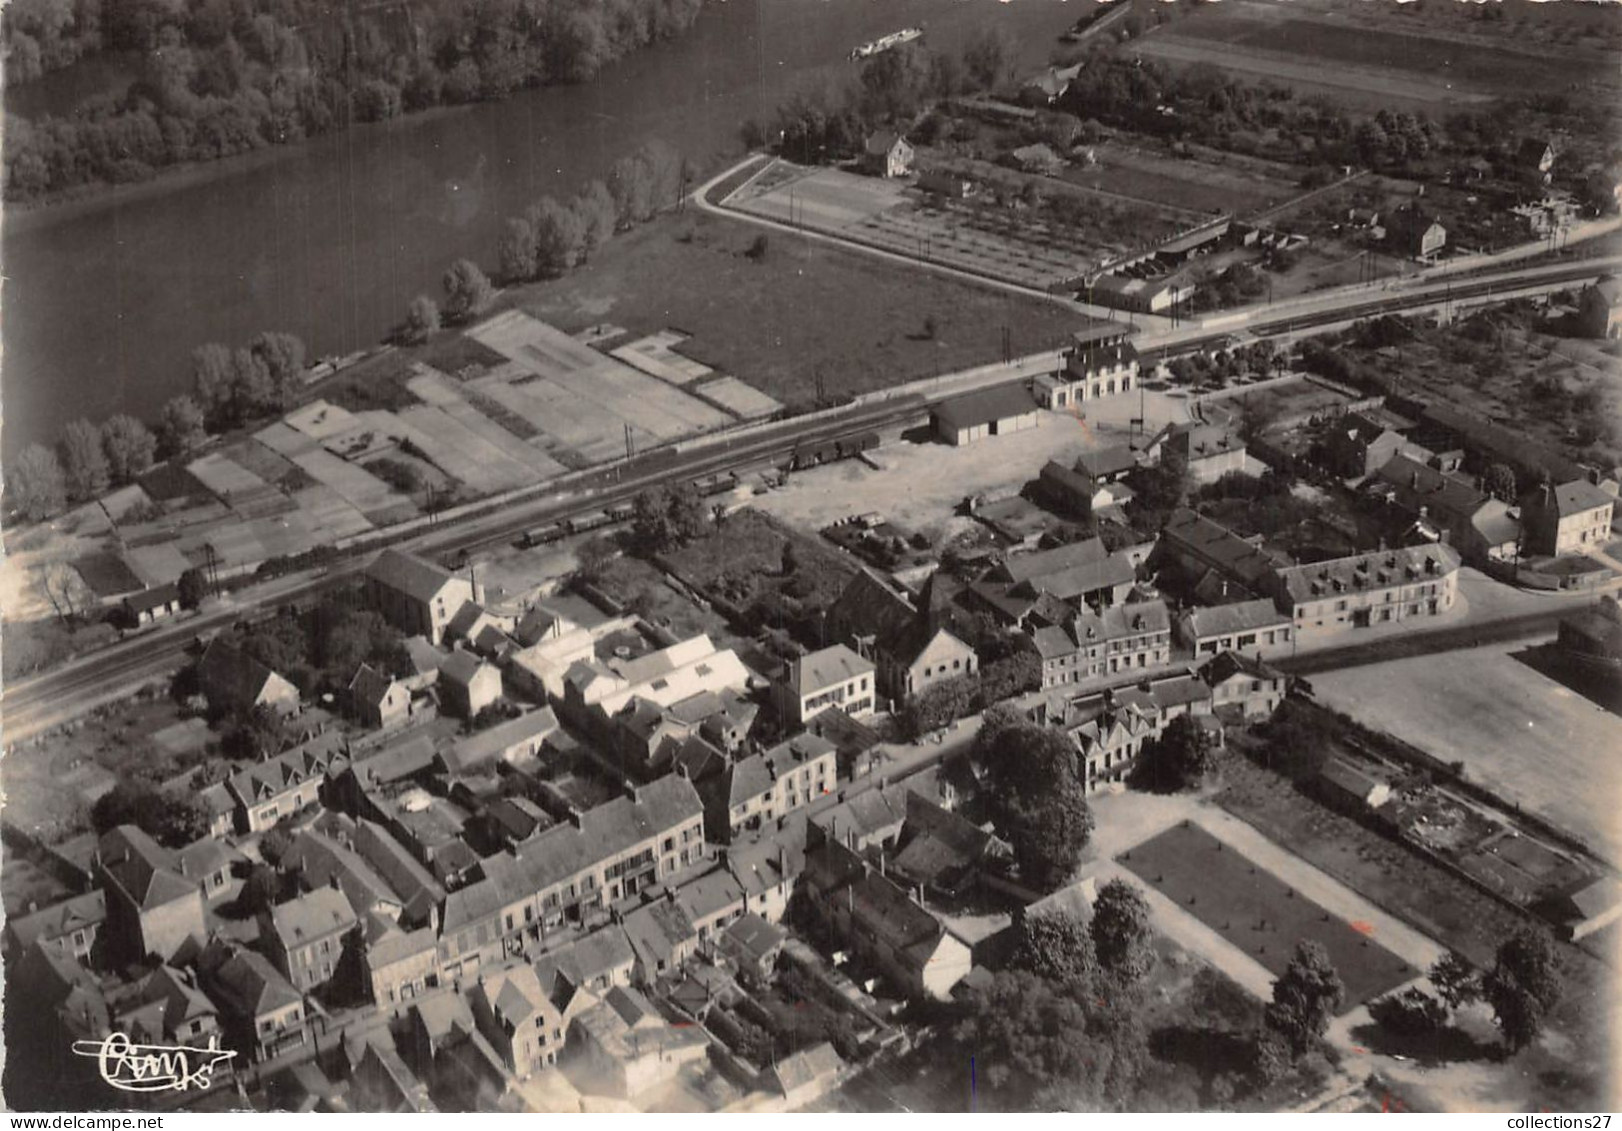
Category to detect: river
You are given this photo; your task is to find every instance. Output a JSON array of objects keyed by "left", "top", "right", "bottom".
[{"left": 0, "top": 0, "right": 1076, "bottom": 461}]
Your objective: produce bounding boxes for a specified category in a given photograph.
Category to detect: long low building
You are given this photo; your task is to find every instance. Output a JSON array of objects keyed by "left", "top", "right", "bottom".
[
  {"left": 1175, "top": 598, "right": 1295, "bottom": 659},
  {"left": 931, "top": 383, "right": 1040, "bottom": 446}
]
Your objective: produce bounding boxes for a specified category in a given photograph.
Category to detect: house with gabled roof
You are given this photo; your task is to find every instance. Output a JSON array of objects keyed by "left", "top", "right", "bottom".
[
  {"left": 5, "top": 890, "right": 106, "bottom": 965},
  {"left": 226, "top": 731, "right": 349, "bottom": 834},
  {"left": 261, "top": 886, "right": 359, "bottom": 992},
  {"left": 1176, "top": 597, "right": 1294, "bottom": 659},
  {"left": 196, "top": 637, "right": 300, "bottom": 718},
  {"left": 197, "top": 938, "right": 308, "bottom": 1062},
  {"left": 1198, "top": 650, "right": 1287, "bottom": 720},
  {"left": 532, "top": 924, "right": 637, "bottom": 999},
  {"left": 95, "top": 826, "right": 206, "bottom": 965},
  {"left": 777, "top": 643, "right": 876, "bottom": 727},
  {"left": 702, "top": 732, "right": 838, "bottom": 843},
  {"left": 566, "top": 983, "right": 709, "bottom": 1098},
  {"left": 284, "top": 821, "right": 404, "bottom": 922},
  {"left": 351, "top": 1039, "right": 438, "bottom": 1112},
  {"left": 364, "top": 912, "right": 443, "bottom": 1008},
  {"left": 440, "top": 707, "right": 559, "bottom": 776},
  {"left": 719, "top": 912, "right": 786, "bottom": 987},
  {"left": 438, "top": 651, "right": 503, "bottom": 720},
  {"left": 863, "top": 130, "right": 913, "bottom": 178},
  {"left": 825, "top": 569, "right": 978, "bottom": 705},
  {"left": 470, "top": 963, "right": 564, "bottom": 1077},
  {"left": 1029, "top": 598, "right": 1171, "bottom": 690},
  {"left": 349, "top": 663, "right": 412, "bottom": 730},
  {"left": 620, "top": 898, "right": 699, "bottom": 986},
  {"left": 1270, "top": 544, "right": 1461, "bottom": 637},
  {"left": 1520, "top": 479, "right": 1614, "bottom": 558},
  {"left": 803, "top": 837, "right": 971, "bottom": 1000},
  {"left": 765, "top": 1041, "right": 844, "bottom": 1108},
  {"left": 364, "top": 549, "right": 477, "bottom": 646}
]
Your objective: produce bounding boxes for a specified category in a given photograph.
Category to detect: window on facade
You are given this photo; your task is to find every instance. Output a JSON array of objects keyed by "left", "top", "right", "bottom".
[{"left": 663, "top": 837, "right": 674, "bottom": 853}]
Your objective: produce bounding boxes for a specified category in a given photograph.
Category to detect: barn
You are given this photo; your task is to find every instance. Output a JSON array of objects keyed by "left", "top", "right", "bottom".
[{"left": 931, "top": 384, "right": 1040, "bottom": 447}]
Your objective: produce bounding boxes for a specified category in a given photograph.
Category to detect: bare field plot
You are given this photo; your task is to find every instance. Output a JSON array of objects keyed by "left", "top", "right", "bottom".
[
  {"left": 1137, "top": 2, "right": 1615, "bottom": 111},
  {"left": 1124, "top": 822, "right": 1417, "bottom": 1008},
  {"left": 286, "top": 400, "right": 362, "bottom": 440},
  {"left": 292, "top": 485, "right": 373, "bottom": 542},
  {"left": 1312, "top": 647, "right": 1622, "bottom": 865},
  {"left": 691, "top": 376, "right": 782, "bottom": 420},
  {"left": 123, "top": 543, "right": 191, "bottom": 587},
  {"left": 186, "top": 453, "right": 270, "bottom": 500},
  {"left": 394, "top": 404, "right": 533, "bottom": 494},
  {"left": 609, "top": 330, "right": 713, "bottom": 385},
  {"left": 254, "top": 424, "right": 413, "bottom": 524},
  {"left": 1064, "top": 144, "right": 1303, "bottom": 217}
]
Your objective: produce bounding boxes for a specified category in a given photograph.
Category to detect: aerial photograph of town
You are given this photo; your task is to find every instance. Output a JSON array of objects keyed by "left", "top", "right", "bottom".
[{"left": 0, "top": 0, "right": 1619, "bottom": 1117}]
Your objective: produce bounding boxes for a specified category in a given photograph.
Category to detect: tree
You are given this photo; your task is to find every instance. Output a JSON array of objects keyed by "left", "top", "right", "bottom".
[
  {"left": 58, "top": 417, "right": 110, "bottom": 500},
  {"left": 249, "top": 330, "right": 306, "bottom": 408},
  {"left": 222, "top": 703, "right": 288, "bottom": 759},
  {"left": 6, "top": 443, "right": 67, "bottom": 520},
  {"left": 90, "top": 779, "right": 209, "bottom": 847},
  {"left": 962, "top": 26, "right": 1015, "bottom": 92},
  {"left": 572, "top": 179, "right": 618, "bottom": 258},
  {"left": 100, "top": 414, "right": 157, "bottom": 485},
  {"left": 1484, "top": 462, "right": 1517, "bottom": 504},
  {"left": 441, "top": 259, "right": 494, "bottom": 323},
  {"left": 631, "top": 487, "right": 676, "bottom": 553},
  {"left": 405, "top": 294, "right": 440, "bottom": 343},
  {"left": 1369, "top": 987, "right": 1448, "bottom": 1036},
  {"left": 499, "top": 215, "right": 538, "bottom": 281},
  {"left": 240, "top": 863, "right": 280, "bottom": 915},
  {"left": 952, "top": 970, "right": 1145, "bottom": 1108},
  {"left": 229, "top": 346, "right": 275, "bottom": 419},
  {"left": 1482, "top": 928, "right": 1562, "bottom": 1053},
  {"left": 899, "top": 675, "right": 975, "bottom": 739},
  {"left": 1005, "top": 783, "right": 1094, "bottom": 891},
  {"left": 575, "top": 533, "right": 617, "bottom": 580},
  {"left": 177, "top": 566, "right": 209, "bottom": 610},
  {"left": 191, "top": 342, "right": 236, "bottom": 422},
  {"left": 528, "top": 196, "right": 586, "bottom": 275},
  {"left": 1429, "top": 950, "right": 1479, "bottom": 1012},
  {"left": 1264, "top": 940, "right": 1345, "bottom": 1056},
  {"left": 609, "top": 150, "right": 657, "bottom": 227},
  {"left": 1090, "top": 878, "right": 1156, "bottom": 985},
  {"left": 1133, "top": 713, "right": 1218, "bottom": 792},
  {"left": 665, "top": 481, "right": 707, "bottom": 545},
  {"left": 1011, "top": 909, "right": 1098, "bottom": 989},
  {"left": 159, "top": 395, "right": 208, "bottom": 457}
]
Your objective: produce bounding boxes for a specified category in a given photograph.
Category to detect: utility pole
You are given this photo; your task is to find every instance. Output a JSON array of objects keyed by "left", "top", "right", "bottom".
[{"left": 624, "top": 423, "right": 635, "bottom": 461}]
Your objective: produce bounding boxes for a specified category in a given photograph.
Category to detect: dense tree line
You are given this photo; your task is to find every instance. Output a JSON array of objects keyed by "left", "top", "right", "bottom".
[
  {"left": 497, "top": 141, "right": 682, "bottom": 283},
  {"left": 4, "top": 0, "right": 705, "bottom": 199},
  {"left": 223, "top": 587, "right": 410, "bottom": 697}
]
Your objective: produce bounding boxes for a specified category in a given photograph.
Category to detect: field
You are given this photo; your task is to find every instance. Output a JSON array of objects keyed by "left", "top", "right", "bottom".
[
  {"left": 1123, "top": 822, "right": 1417, "bottom": 1009},
  {"left": 727, "top": 162, "right": 1191, "bottom": 289},
  {"left": 1311, "top": 645, "right": 1622, "bottom": 865},
  {"left": 1061, "top": 143, "right": 1305, "bottom": 218},
  {"left": 1135, "top": 0, "right": 1618, "bottom": 113},
  {"left": 517, "top": 208, "right": 1077, "bottom": 411}
]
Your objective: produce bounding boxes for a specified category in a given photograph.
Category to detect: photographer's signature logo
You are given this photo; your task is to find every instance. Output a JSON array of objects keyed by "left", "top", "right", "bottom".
[{"left": 71, "top": 1032, "right": 236, "bottom": 1093}]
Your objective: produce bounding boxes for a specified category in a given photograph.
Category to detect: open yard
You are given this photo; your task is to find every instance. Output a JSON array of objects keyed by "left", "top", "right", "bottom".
[
  {"left": 1135, "top": 0, "right": 1618, "bottom": 112},
  {"left": 1123, "top": 821, "right": 1417, "bottom": 1009},
  {"left": 1311, "top": 644, "right": 1622, "bottom": 866},
  {"left": 517, "top": 208, "right": 1076, "bottom": 411}
]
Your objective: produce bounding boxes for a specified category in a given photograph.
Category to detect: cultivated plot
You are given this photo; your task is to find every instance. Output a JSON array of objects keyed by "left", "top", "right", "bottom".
[
  {"left": 611, "top": 330, "right": 714, "bottom": 385},
  {"left": 1123, "top": 821, "right": 1418, "bottom": 1008},
  {"left": 692, "top": 376, "right": 783, "bottom": 420}
]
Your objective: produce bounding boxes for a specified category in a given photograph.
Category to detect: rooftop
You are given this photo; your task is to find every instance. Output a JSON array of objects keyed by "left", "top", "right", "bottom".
[
  {"left": 366, "top": 548, "right": 463, "bottom": 605},
  {"left": 787, "top": 644, "right": 875, "bottom": 696},
  {"left": 932, "top": 382, "right": 1038, "bottom": 432}
]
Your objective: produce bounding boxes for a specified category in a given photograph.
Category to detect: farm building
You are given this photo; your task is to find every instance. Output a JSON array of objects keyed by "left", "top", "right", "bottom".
[
  {"left": 1314, "top": 757, "right": 1392, "bottom": 813},
  {"left": 122, "top": 583, "right": 183, "bottom": 626},
  {"left": 931, "top": 384, "right": 1039, "bottom": 446},
  {"left": 917, "top": 169, "right": 974, "bottom": 199},
  {"left": 1384, "top": 203, "right": 1446, "bottom": 261},
  {"left": 864, "top": 131, "right": 914, "bottom": 179},
  {"left": 1086, "top": 272, "right": 1197, "bottom": 315}
]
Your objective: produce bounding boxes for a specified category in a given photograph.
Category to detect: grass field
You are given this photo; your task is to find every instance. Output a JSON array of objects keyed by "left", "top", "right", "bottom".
[
  {"left": 1062, "top": 143, "right": 1303, "bottom": 218},
  {"left": 1310, "top": 646, "right": 1622, "bottom": 865},
  {"left": 516, "top": 209, "right": 1076, "bottom": 410},
  {"left": 1123, "top": 821, "right": 1417, "bottom": 1009},
  {"left": 1137, "top": 0, "right": 1617, "bottom": 111}
]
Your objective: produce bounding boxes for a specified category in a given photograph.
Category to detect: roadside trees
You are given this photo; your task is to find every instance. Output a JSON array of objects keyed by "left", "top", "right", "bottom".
[
  {"left": 499, "top": 216, "right": 538, "bottom": 281},
  {"left": 529, "top": 196, "right": 586, "bottom": 275},
  {"left": 573, "top": 180, "right": 618, "bottom": 259},
  {"left": 405, "top": 295, "right": 440, "bottom": 343},
  {"left": 159, "top": 395, "right": 208, "bottom": 458}
]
